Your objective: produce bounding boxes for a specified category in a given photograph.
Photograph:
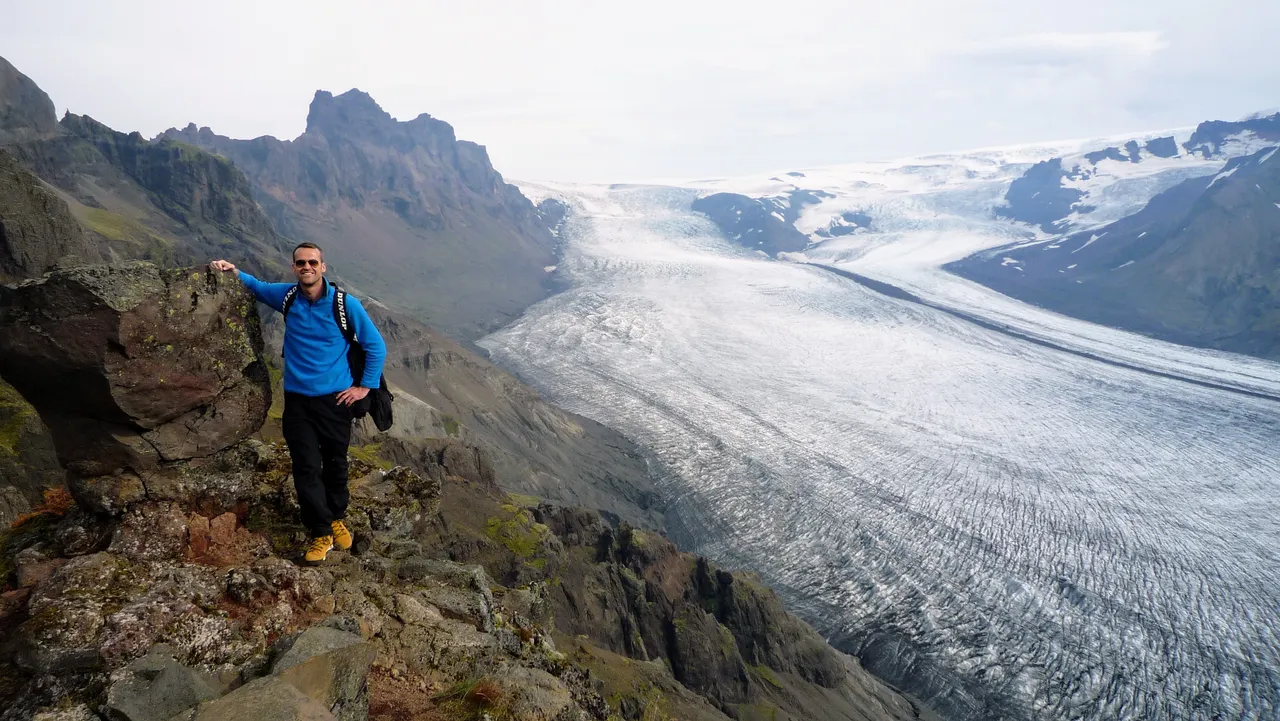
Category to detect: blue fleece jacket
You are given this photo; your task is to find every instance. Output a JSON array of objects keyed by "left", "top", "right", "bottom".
[{"left": 238, "top": 271, "right": 387, "bottom": 396}]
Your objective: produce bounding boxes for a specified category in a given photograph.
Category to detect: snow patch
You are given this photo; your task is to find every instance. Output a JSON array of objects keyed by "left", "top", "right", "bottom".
[
  {"left": 1207, "top": 165, "right": 1239, "bottom": 189},
  {"left": 1072, "top": 233, "right": 1106, "bottom": 254}
]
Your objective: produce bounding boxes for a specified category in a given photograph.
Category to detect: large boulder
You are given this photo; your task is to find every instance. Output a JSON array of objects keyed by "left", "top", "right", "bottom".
[
  {"left": 0, "top": 262, "right": 271, "bottom": 475},
  {"left": 270, "top": 626, "right": 375, "bottom": 721},
  {"left": 183, "top": 676, "right": 337, "bottom": 721},
  {"left": 105, "top": 645, "right": 219, "bottom": 721}
]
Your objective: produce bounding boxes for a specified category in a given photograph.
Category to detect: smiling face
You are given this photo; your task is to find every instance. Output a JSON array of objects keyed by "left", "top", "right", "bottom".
[{"left": 292, "top": 246, "right": 326, "bottom": 288}]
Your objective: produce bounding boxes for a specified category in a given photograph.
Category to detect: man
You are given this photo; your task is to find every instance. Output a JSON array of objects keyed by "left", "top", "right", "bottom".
[{"left": 210, "top": 243, "right": 387, "bottom": 565}]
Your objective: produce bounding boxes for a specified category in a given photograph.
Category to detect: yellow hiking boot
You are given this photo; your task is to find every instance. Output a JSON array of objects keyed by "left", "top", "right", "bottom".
[
  {"left": 331, "top": 520, "right": 353, "bottom": 551},
  {"left": 303, "top": 535, "right": 334, "bottom": 566}
]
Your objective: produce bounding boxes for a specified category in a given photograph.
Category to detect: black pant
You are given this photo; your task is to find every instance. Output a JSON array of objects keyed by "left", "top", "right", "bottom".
[{"left": 282, "top": 392, "right": 352, "bottom": 538}]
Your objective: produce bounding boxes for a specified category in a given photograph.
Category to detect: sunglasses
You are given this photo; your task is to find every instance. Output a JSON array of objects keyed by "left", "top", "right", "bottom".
[{"left": 294, "top": 259, "right": 321, "bottom": 268}]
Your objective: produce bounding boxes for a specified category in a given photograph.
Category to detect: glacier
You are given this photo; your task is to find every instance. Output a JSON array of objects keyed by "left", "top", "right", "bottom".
[{"left": 481, "top": 140, "right": 1280, "bottom": 720}]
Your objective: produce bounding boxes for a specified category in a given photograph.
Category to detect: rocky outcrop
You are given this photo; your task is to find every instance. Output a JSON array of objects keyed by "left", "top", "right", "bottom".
[
  {"left": 0, "top": 56, "right": 58, "bottom": 145},
  {"left": 160, "top": 89, "right": 557, "bottom": 340},
  {"left": 994, "top": 157, "right": 1089, "bottom": 232},
  {"left": 524, "top": 511, "right": 916, "bottom": 719},
  {"left": 692, "top": 191, "right": 820, "bottom": 256},
  {"left": 104, "top": 645, "right": 219, "bottom": 721},
  {"left": 0, "top": 429, "right": 617, "bottom": 721},
  {"left": 0, "top": 149, "right": 100, "bottom": 282},
  {"left": 0, "top": 414, "right": 923, "bottom": 721},
  {"left": 0, "top": 262, "right": 270, "bottom": 475}
]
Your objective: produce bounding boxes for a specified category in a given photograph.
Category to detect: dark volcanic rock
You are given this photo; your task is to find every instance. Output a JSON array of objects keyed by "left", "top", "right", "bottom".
[
  {"left": 1145, "top": 136, "right": 1179, "bottom": 158},
  {"left": 0, "top": 262, "right": 270, "bottom": 474},
  {"left": 0, "top": 149, "right": 100, "bottom": 282},
  {"left": 1, "top": 71, "right": 290, "bottom": 280},
  {"left": 692, "top": 191, "right": 815, "bottom": 256},
  {"left": 0, "top": 56, "right": 58, "bottom": 144},
  {"left": 58, "top": 114, "right": 281, "bottom": 244},
  {"left": 535, "top": 514, "right": 916, "bottom": 717},
  {"left": 995, "top": 157, "right": 1088, "bottom": 231}
]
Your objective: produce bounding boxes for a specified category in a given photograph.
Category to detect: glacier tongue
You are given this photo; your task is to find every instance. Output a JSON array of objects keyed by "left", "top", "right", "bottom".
[{"left": 481, "top": 167, "right": 1280, "bottom": 721}]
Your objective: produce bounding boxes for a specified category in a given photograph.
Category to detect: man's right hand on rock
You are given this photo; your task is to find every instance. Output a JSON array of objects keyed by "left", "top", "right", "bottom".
[{"left": 210, "top": 259, "right": 236, "bottom": 272}]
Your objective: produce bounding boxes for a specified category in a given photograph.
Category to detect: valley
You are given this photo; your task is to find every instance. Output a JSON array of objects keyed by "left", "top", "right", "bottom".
[{"left": 480, "top": 158, "right": 1280, "bottom": 720}]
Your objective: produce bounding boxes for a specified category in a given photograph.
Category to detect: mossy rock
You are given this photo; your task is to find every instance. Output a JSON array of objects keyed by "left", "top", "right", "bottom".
[{"left": 0, "top": 376, "right": 62, "bottom": 512}]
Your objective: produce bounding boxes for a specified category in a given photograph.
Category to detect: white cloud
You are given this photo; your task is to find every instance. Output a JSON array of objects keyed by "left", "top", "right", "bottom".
[
  {"left": 963, "top": 31, "right": 1170, "bottom": 65},
  {"left": 1, "top": 2, "right": 1277, "bottom": 181}
]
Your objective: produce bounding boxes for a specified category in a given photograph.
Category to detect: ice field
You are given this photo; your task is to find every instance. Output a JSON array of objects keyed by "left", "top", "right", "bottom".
[{"left": 481, "top": 156, "right": 1280, "bottom": 719}]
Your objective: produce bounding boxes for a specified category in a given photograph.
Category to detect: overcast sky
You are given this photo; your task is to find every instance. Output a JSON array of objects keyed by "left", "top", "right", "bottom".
[{"left": 4, "top": 0, "right": 1278, "bottom": 182}]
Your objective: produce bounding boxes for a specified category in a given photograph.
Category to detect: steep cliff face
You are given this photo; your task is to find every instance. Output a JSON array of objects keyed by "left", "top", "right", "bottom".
[
  {"left": 0, "top": 149, "right": 103, "bottom": 282},
  {"left": 162, "top": 89, "right": 557, "bottom": 340},
  {"left": 0, "top": 57, "right": 57, "bottom": 145}
]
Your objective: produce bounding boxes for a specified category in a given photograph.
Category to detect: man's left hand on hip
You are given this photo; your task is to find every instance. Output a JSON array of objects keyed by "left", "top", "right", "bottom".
[{"left": 336, "top": 386, "right": 370, "bottom": 406}]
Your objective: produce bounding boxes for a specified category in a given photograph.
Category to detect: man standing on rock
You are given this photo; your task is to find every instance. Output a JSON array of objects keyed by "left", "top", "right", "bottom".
[{"left": 210, "top": 243, "right": 386, "bottom": 565}]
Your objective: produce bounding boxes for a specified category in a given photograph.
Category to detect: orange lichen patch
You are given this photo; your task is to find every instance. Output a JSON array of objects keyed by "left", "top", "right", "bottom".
[{"left": 9, "top": 487, "right": 76, "bottom": 530}]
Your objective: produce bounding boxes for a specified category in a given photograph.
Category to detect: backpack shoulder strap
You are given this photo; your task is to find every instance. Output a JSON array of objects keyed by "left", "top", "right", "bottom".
[
  {"left": 281, "top": 285, "right": 299, "bottom": 317},
  {"left": 331, "top": 284, "right": 357, "bottom": 344}
]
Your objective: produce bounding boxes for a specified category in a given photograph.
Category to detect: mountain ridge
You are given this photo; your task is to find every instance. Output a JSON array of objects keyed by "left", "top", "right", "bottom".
[{"left": 160, "top": 88, "right": 558, "bottom": 341}]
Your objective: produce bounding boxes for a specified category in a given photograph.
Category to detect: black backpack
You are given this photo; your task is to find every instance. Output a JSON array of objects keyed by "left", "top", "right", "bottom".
[{"left": 282, "top": 282, "right": 394, "bottom": 431}]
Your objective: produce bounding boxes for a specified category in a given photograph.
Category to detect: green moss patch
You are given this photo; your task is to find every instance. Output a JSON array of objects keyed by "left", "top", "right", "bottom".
[
  {"left": 441, "top": 415, "right": 461, "bottom": 437},
  {"left": 0, "top": 381, "right": 37, "bottom": 458},
  {"left": 349, "top": 443, "right": 392, "bottom": 470},
  {"left": 485, "top": 504, "right": 552, "bottom": 568}
]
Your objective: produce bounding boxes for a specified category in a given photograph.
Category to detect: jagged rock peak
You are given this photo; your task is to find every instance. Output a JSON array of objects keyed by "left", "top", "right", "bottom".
[
  {"left": 306, "top": 88, "right": 457, "bottom": 147},
  {"left": 0, "top": 55, "right": 58, "bottom": 143},
  {"left": 307, "top": 89, "right": 391, "bottom": 139}
]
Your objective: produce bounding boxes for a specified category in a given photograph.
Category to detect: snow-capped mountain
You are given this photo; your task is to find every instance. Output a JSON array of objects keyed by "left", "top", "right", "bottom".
[{"left": 666, "top": 111, "right": 1280, "bottom": 360}]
